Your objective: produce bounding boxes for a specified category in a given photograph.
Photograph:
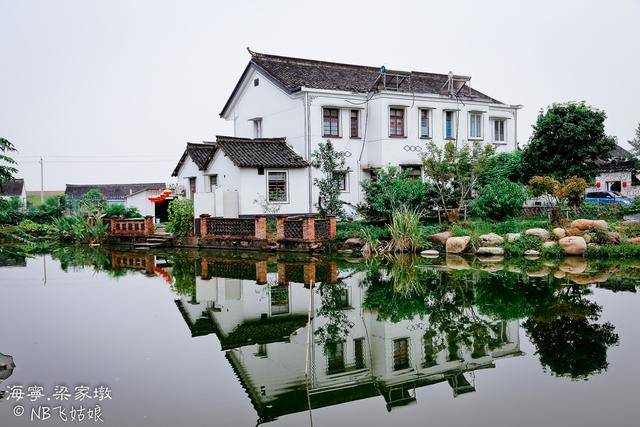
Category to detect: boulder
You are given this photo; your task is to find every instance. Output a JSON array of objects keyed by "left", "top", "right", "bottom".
[
  {"left": 543, "top": 241, "right": 557, "bottom": 249},
  {"left": 570, "top": 219, "right": 608, "bottom": 230},
  {"left": 506, "top": 233, "right": 522, "bottom": 242},
  {"left": 554, "top": 270, "right": 566, "bottom": 279},
  {"left": 344, "top": 237, "right": 364, "bottom": 247},
  {"left": 628, "top": 237, "right": 640, "bottom": 245},
  {"left": 527, "top": 268, "right": 550, "bottom": 278},
  {"left": 478, "top": 233, "right": 504, "bottom": 245},
  {"left": 478, "top": 255, "right": 504, "bottom": 263},
  {"left": 476, "top": 246, "right": 505, "bottom": 256},
  {"left": 552, "top": 227, "right": 566, "bottom": 239},
  {"left": 565, "top": 227, "right": 585, "bottom": 236},
  {"left": 481, "top": 263, "right": 504, "bottom": 272},
  {"left": 428, "top": 231, "right": 452, "bottom": 245},
  {"left": 558, "top": 236, "right": 587, "bottom": 256},
  {"left": 525, "top": 228, "right": 550, "bottom": 240},
  {"left": 337, "top": 249, "right": 353, "bottom": 254},
  {"left": 445, "top": 236, "right": 471, "bottom": 254},
  {"left": 602, "top": 231, "right": 621, "bottom": 244}
]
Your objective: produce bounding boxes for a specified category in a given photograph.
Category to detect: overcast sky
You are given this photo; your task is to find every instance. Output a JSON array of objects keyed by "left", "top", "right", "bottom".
[{"left": 1, "top": 0, "right": 639, "bottom": 191}]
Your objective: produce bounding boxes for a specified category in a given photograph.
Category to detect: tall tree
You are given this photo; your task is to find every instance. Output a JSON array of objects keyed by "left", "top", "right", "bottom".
[
  {"left": 0, "top": 137, "right": 18, "bottom": 185},
  {"left": 628, "top": 122, "right": 640, "bottom": 158},
  {"left": 521, "top": 102, "right": 616, "bottom": 181},
  {"left": 310, "top": 140, "right": 346, "bottom": 217}
]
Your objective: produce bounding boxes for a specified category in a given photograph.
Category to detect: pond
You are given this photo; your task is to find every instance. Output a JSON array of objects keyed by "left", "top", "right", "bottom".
[{"left": 0, "top": 246, "right": 639, "bottom": 426}]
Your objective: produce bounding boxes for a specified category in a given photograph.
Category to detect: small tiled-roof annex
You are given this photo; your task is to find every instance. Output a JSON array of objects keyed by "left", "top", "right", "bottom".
[
  {"left": 215, "top": 136, "right": 308, "bottom": 168},
  {"left": 221, "top": 50, "right": 502, "bottom": 117},
  {"left": 171, "top": 143, "right": 217, "bottom": 176}
]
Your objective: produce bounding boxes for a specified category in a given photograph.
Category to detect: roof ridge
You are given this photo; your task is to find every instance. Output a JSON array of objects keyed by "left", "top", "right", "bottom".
[{"left": 251, "top": 50, "right": 381, "bottom": 72}]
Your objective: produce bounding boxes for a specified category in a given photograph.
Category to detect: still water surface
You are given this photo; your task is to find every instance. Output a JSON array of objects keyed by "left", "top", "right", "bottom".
[{"left": 0, "top": 246, "right": 639, "bottom": 426}]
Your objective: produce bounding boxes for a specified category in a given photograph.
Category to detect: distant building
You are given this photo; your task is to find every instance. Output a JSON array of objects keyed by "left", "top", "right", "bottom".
[
  {"left": 0, "top": 178, "right": 27, "bottom": 206},
  {"left": 65, "top": 182, "right": 166, "bottom": 213},
  {"left": 589, "top": 145, "right": 640, "bottom": 197}
]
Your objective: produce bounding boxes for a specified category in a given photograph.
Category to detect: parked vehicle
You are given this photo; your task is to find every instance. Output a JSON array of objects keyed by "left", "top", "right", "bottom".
[{"left": 585, "top": 191, "right": 632, "bottom": 205}]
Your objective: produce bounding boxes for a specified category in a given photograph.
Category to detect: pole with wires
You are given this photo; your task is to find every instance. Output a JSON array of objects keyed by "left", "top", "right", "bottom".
[{"left": 39, "top": 156, "right": 44, "bottom": 203}]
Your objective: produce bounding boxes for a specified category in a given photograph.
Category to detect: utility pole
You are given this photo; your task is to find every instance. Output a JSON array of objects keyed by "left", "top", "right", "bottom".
[{"left": 39, "top": 156, "right": 44, "bottom": 203}]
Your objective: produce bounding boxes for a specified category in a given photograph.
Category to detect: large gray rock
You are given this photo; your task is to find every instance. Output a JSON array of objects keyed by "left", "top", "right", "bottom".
[
  {"left": 571, "top": 219, "right": 608, "bottom": 230},
  {"left": 428, "top": 231, "right": 452, "bottom": 245},
  {"left": 478, "top": 233, "right": 504, "bottom": 245},
  {"left": 344, "top": 237, "right": 365, "bottom": 247},
  {"left": 420, "top": 249, "right": 439, "bottom": 257},
  {"left": 506, "top": 233, "right": 522, "bottom": 242},
  {"left": 552, "top": 227, "right": 566, "bottom": 239},
  {"left": 559, "top": 236, "right": 587, "bottom": 256},
  {"left": 525, "top": 228, "right": 550, "bottom": 240},
  {"left": 445, "top": 236, "right": 471, "bottom": 254}
]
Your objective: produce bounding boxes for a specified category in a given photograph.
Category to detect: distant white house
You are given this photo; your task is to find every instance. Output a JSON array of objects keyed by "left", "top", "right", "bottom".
[
  {"left": 65, "top": 182, "right": 166, "bottom": 213},
  {"left": 0, "top": 178, "right": 27, "bottom": 206},
  {"left": 587, "top": 145, "right": 640, "bottom": 198},
  {"left": 174, "top": 50, "right": 522, "bottom": 217}
]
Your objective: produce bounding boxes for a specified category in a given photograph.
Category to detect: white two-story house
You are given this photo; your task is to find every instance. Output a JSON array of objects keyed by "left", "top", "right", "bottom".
[{"left": 173, "top": 50, "right": 521, "bottom": 217}]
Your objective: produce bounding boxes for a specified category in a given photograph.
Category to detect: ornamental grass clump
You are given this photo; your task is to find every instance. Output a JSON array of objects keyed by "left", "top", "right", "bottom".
[{"left": 388, "top": 207, "right": 424, "bottom": 253}]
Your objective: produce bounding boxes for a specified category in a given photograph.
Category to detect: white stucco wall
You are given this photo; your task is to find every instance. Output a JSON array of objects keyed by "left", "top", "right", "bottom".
[{"left": 124, "top": 191, "right": 155, "bottom": 217}]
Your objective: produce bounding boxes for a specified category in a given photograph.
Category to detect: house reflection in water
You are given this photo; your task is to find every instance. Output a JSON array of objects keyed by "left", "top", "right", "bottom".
[{"left": 175, "top": 256, "right": 523, "bottom": 424}]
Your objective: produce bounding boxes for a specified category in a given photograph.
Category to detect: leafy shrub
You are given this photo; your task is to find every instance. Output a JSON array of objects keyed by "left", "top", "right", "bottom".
[
  {"left": 472, "top": 179, "right": 527, "bottom": 221},
  {"left": 585, "top": 243, "right": 640, "bottom": 258},
  {"left": 50, "top": 215, "right": 107, "bottom": 244},
  {"left": 575, "top": 202, "right": 624, "bottom": 221},
  {"left": 556, "top": 176, "right": 587, "bottom": 209},
  {"left": 0, "top": 197, "right": 24, "bottom": 224},
  {"left": 336, "top": 221, "right": 389, "bottom": 242},
  {"left": 167, "top": 198, "right": 193, "bottom": 238},
  {"left": 104, "top": 204, "right": 141, "bottom": 219},
  {"left": 17, "top": 219, "right": 53, "bottom": 236},
  {"left": 358, "top": 167, "right": 440, "bottom": 222},
  {"left": 79, "top": 189, "right": 106, "bottom": 214},
  {"left": 503, "top": 235, "right": 543, "bottom": 257}
]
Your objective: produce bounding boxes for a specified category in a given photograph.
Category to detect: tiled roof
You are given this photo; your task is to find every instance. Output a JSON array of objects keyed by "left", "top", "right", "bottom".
[
  {"left": 215, "top": 136, "right": 308, "bottom": 168},
  {"left": 65, "top": 183, "right": 166, "bottom": 200},
  {"left": 596, "top": 145, "right": 637, "bottom": 172},
  {"left": 221, "top": 50, "right": 502, "bottom": 116},
  {"left": 171, "top": 142, "right": 217, "bottom": 176},
  {"left": 0, "top": 179, "right": 24, "bottom": 197}
]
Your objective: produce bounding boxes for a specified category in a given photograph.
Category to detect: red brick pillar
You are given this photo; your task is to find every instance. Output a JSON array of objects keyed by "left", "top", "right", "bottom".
[
  {"left": 302, "top": 216, "right": 315, "bottom": 241},
  {"left": 327, "top": 216, "right": 337, "bottom": 238},
  {"left": 144, "top": 216, "right": 154, "bottom": 236},
  {"left": 109, "top": 218, "right": 116, "bottom": 236},
  {"left": 328, "top": 260, "right": 338, "bottom": 284},
  {"left": 145, "top": 255, "right": 155, "bottom": 275},
  {"left": 276, "top": 215, "right": 287, "bottom": 241},
  {"left": 256, "top": 261, "right": 267, "bottom": 284},
  {"left": 254, "top": 216, "right": 266, "bottom": 240},
  {"left": 200, "top": 214, "right": 210, "bottom": 238}
]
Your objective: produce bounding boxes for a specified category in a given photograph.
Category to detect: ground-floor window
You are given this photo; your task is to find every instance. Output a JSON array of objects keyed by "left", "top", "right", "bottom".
[
  {"left": 327, "top": 341, "right": 345, "bottom": 373},
  {"left": 607, "top": 181, "right": 622, "bottom": 192},
  {"left": 401, "top": 165, "right": 422, "bottom": 180},
  {"left": 333, "top": 171, "right": 348, "bottom": 192},
  {"left": 267, "top": 171, "right": 288, "bottom": 202}
]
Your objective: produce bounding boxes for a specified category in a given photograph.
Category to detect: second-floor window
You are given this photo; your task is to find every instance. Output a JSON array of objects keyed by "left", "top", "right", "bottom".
[
  {"left": 350, "top": 110, "right": 360, "bottom": 138},
  {"left": 252, "top": 118, "right": 262, "bottom": 138},
  {"left": 444, "top": 110, "right": 457, "bottom": 139},
  {"left": 323, "top": 108, "right": 340, "bottom": 137},
  {"left": 389, "top": 108, "right": 405, "bottom": 137},
  {"left": 419, "top": 109, "right": 431, "bottom": 138},
  {"left": 493, "top": 119, "right": 506, "bottom": 142},
  {"left": 469, "top": 112, "right": 483, "bottom": 139}
]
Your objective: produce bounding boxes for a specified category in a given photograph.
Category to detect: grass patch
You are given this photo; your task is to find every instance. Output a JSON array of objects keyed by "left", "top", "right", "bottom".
[{"left": 586, "top": 243, "right": 640, "bottom": 258}]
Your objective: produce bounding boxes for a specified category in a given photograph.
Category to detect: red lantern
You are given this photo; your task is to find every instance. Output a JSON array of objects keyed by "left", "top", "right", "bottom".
[
  {"left": 623, "top": 181, "right": 628, "bottom": 188},
  {"left": 596, "top": 181, "right": 601, "bottom": 188}
]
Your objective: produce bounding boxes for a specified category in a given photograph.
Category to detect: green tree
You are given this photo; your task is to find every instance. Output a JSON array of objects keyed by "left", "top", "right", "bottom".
[
  {"left": 477, "top": 151, "right": 525, "bottom": 187},
  {"left": 310, "top": 140, "right": 346, "bottom": 217},
  {"left": 167, "top": 198, "right": 193, "bottom": 238},
  {"left": 521, "top": 102, "right": 616, "bottom": 181},
  {"left": 471, "top": 178, "right": 527, "bottom": 221},
  {"left": 0, "top": 137, "right": 18, "bottom": 185},
  {"left": 628, "top": 122, "right": 640, "bottom": 158},
  {"left": 79, "top": 189, "right": 107, "bottom": 215},
  {"left": 422, "top": 140, "right": 494, "bottom": 221}
]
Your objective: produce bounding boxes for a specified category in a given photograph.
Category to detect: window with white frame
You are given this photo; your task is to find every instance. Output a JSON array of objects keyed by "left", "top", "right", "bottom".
[
  {"left": 419, "top": 109, "right": 431, "bottom": 138},
  {"left": 323, "top": 108, "right": 340, "bottom": 137},
  {"left": 267, "top": 171, "right": 288, "bottom": 202},
  {"left": 493, "top": 119, "right": 506, "bottom": 143},
  {"left": 469, "top": 112, "right": 483, "bottom": 139},
  {"left": 333, "top": 171, "right": 348, "bottom": 192},
  {"left": 252, "top": 118, "right": 262, "bottom": 138},
  {"left": 444, "top": 110, "right": 457, "bottom": 139},
  {"left": 389, "top": 107, "right": 405, "bottom": 137}
]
